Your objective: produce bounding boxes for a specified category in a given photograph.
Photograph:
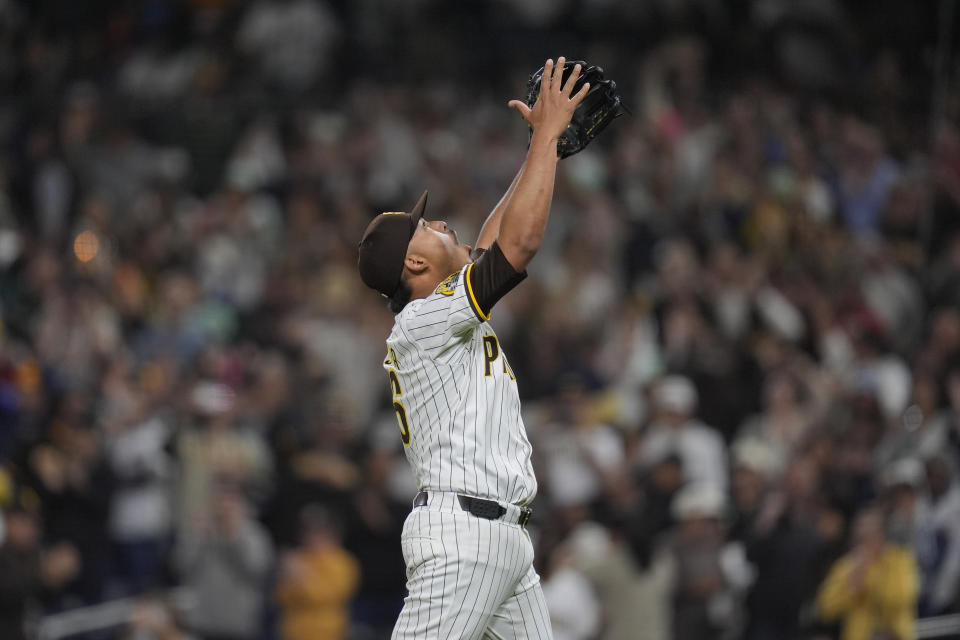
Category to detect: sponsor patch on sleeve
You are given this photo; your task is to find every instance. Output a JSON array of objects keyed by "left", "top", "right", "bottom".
[{"left": 435, "top": 270, "right": 461, "bottom": 296}]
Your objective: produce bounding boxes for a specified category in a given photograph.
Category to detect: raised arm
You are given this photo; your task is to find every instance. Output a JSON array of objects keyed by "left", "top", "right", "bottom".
[{"left": 495, "top": 57, "right": 589, "bottom": 272}]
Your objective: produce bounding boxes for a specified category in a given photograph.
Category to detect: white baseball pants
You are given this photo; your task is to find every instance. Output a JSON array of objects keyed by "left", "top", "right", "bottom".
[{"left": 392, "top": 492, "right": 554, "bottom": 639}]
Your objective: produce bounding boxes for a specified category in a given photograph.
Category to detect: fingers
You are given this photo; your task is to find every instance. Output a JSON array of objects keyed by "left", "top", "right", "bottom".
[
  {"left": 508, "top": 99, "right": 532, "bottom": 123},
  {"left": 571, "top": 81, "right": 591, "bottom": 106},
  {"left": 551, "top": 56, "right": 565, "bottom": 92},
  {"left": 561, "top": 63, "right": 582, "bottom": 96}
]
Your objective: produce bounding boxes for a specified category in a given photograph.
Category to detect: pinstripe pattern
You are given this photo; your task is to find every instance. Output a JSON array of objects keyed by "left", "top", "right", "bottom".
[
  {"left": 384, "top": 264, "right": 537, "bottom": 506},
  {"left": 384, "top": 263, "right": 549, "bottom": 638},
  {"left": 392, "top": 503, "right": 553, "bottom": 640}
]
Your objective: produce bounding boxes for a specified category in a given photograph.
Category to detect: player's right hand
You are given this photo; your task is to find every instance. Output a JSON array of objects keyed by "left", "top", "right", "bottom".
[{"left": 508, "top": 56, "right": 590, "bottom": 143}]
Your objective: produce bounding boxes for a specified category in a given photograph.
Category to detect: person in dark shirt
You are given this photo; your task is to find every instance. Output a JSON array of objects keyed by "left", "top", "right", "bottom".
[{"left": 0, "top": 502, "right": 79, "bottom": 640}]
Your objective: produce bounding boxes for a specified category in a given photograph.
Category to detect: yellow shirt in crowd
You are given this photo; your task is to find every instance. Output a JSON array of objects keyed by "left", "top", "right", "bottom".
[
  {"left": 816, "top": 545, "right": 918, "bottom": 640},
  {"left": 276, "top": 547, "right": 361, "bottom": 640}
]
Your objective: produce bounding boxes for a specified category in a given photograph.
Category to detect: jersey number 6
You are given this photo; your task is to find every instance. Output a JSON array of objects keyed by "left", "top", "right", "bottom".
[{"left": 388, "top": 369, "right": 412, "bottom": 446}]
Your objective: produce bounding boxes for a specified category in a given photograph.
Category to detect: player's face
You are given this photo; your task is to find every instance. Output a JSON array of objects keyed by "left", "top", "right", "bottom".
[{"left": 408, "top": 218, "right": 473, "bottom": 274}]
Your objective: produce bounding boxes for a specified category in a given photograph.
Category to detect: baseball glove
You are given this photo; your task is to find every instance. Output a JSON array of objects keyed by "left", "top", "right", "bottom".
[{"left": 523, "top": 59, "right": 628, "bottom": 159}]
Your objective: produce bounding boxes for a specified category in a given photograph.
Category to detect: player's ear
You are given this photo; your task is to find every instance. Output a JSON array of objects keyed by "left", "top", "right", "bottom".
[{"left": 404, "top": 253, "right": 429, "bottom": 275}]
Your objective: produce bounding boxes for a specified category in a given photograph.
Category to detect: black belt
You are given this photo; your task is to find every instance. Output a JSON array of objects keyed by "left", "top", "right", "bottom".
[{"left": 414, "top": 491, "right": 532, "bottom": 527}]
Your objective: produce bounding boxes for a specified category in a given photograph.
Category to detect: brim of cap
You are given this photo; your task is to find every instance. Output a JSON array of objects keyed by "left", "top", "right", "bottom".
[{"left": 410, "top": 190, "right": 427, "bottom": 226}]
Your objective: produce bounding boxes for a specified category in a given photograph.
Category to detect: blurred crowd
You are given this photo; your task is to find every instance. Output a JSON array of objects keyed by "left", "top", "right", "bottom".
[{"left": 0, "top": 0, "right": 959, "bottom": 639}]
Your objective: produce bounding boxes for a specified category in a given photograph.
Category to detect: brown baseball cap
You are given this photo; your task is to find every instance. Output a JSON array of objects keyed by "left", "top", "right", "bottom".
[{"left": 358, "top": 190, "right": 428, "bottom": 297}]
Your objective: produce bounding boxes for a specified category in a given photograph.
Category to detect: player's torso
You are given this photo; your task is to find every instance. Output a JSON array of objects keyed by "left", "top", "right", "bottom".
[{"left": 383, "top": 320, "right": 536, "bottom": 506}]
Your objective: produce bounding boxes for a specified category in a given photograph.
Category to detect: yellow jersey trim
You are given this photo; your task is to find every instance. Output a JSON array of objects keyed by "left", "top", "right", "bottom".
[{"left": 464, "top": 263, "right": 490, "bottom": 321}]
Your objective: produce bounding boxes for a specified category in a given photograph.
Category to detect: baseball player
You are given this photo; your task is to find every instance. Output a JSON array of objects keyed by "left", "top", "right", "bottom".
[{"left": 357, "top": 57, "right": 590, "bottom": 639}]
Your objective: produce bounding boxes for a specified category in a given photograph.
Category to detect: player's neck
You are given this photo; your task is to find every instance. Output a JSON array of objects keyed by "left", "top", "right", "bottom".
[
  {"left": 407, "top": 261, "right": 467, "bottom": 301},
  {"left": 407, "top": 273, "right": 444, "bottom": 302}
]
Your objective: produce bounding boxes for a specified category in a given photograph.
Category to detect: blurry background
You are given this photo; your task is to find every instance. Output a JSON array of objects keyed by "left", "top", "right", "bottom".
[{"left": 0, "top": 0, "right": 959, "bottom": 639}]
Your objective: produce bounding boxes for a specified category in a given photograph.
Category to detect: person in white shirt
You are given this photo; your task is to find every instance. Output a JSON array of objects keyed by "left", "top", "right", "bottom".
[{"left": 640, "top": 375, "right": 728, "bottom": 493}]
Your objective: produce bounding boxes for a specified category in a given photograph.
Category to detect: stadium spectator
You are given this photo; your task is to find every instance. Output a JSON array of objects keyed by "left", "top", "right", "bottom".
[
  {"left": 623, "top": 449, "right": 684, "bottom": 570},
  {"left": 175, "top": 483, "right": 273, "bottom": 640},
  {"left": 639, "top": 375, "right": 728, "bottom": 492},
  {"left": 537, "top": 374, "right": 625, "bottom": 515},
  {"left": 105, "top": 383, "right": 175, "bottom": 596},
  {"left": 341, "top": 442, "right": 408, "bottom": 639},
  {"left": 0, "top": 501, "right": 79, "bottom": 640},
  {"left": 541, "top": 543, "right": 602, "bottom": 640},
  {"left": 816, "top": 506, "right": 918, "bottom": 640},
  {"left": 566, "top": 520, "right": 674, "bottom": 640},
  {"left": 735, "top": 370, "right": 820, "bottom": 473},
  {"left": 666, "top": 483, "right": 748, "bottom": 640},
  {"left": 275, "top": 504, "right": 360, "bottom": 640},
  {"left": 739, "top": 456, "right": 828, "bottom": 640},
  {"left": 918, "top": 454, "right": 960, "bottom": 616},
  {"left": 236, "top": 0, "right": 340, "bottom": 94},
  {"left": 175, "top": 380, "right": 272, "bottom": 544}
]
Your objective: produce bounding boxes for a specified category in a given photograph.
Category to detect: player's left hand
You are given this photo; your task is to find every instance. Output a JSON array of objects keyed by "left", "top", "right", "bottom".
[
  {"left": 511, "top": 57, "right": 628, "bottom": 159},
  {"left": 508, "top": 56, "right": 590, "bottom": 143}
]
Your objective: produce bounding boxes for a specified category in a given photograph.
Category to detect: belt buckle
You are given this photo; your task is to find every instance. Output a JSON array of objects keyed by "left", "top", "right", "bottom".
[
  {"left": 518, "top": 507, "right": 532, "bottom": 527},
  {"left": 414, "top": 491, "right": 428, "bottom": 507}
]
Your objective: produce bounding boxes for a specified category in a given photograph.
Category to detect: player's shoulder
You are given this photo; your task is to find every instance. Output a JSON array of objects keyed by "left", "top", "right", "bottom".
[
  {"left": 431, "top": 263, "right": 473, "bottom": 300},
  {"left": 393, "top": 263, "right": 482, "bottom": 345},
  {"left": 433, "top": 267, "right": 465, "bottom": 297}
]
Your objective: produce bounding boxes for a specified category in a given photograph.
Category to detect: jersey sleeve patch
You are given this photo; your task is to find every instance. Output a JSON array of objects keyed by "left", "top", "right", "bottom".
[{"left": 435, "top": 270, "right": 461, "bottom": 297}]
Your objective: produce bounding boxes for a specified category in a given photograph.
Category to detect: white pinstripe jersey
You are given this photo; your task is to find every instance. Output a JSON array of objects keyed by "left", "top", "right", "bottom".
[{"left": 383, "top": 261, "right": 537, "bottom": 506}]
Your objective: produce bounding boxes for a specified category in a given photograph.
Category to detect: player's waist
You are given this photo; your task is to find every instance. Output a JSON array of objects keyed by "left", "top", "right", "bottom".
[{"left": 412, "top": 490, "right": 532, "bottom": 527}]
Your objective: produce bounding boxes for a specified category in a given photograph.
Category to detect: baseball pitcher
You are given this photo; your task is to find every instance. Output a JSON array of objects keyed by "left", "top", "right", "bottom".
[{"left": 358, "top": 57, "right": 617, "bottom": 640}]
